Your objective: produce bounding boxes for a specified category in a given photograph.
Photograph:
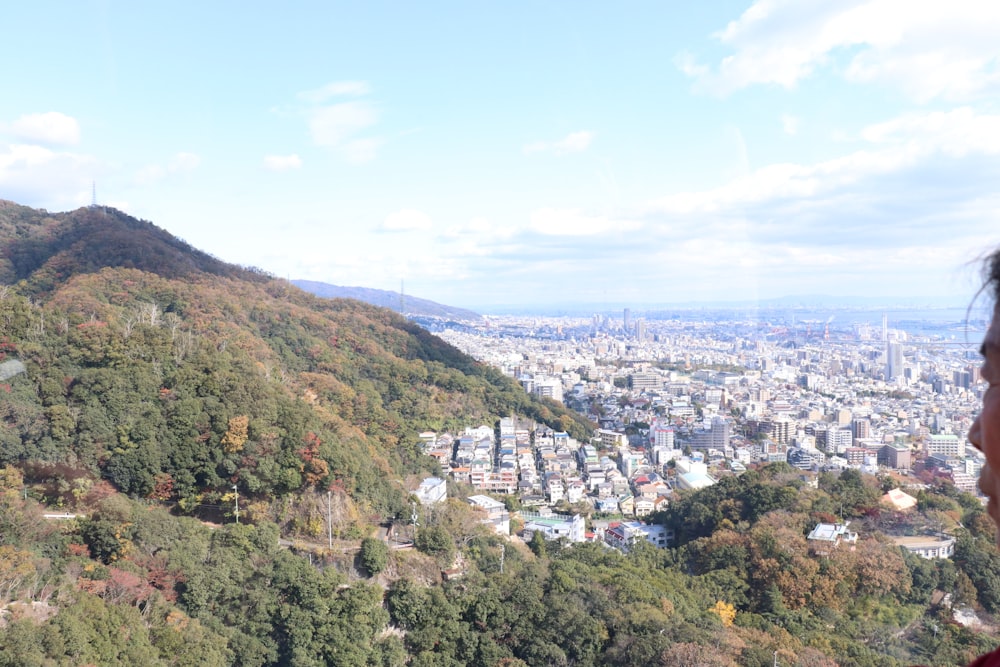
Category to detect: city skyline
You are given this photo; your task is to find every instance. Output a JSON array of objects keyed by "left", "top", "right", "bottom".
[{"left": 2, "top": 1, "right": 999, "bottom": 309}]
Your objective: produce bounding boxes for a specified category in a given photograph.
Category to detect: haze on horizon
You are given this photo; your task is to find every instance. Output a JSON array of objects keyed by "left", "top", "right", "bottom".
[{"left": 1, "top": 1, "right": 999, "bottom": 310}]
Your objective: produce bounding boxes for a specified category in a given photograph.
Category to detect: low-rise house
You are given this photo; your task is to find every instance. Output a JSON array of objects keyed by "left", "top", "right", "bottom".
[
  {"left": 608, "top": 471, "right": 630, "bottom": 495},
  {"left": 653, "top": 495, "right": 670, "bottom": 512},
  {"left": 595, "top": 481, "right": 614, "bottom": 499},
  {"left": 414, "top": 477, "right": 447, "bottom": 505},
  {"left": 881, "top": 488, "right": 918, "bottom": 511},
  {"left": 545, "top": 474, "right": 565, "bottom": 503},
  {"left": 604, "top": 521, "right": 674, "bottom": 552},
  {"left": 595, "top": 496, "right": 620, "bottom": 513},
  {"left": 675, "top": 470, "right": 717, "bottom": 491},
  {"left": 807, "top": 522, "right": 858, "bottom": 556},
  {"left": 566, "top": 479, "right": 586, "bottom": 503},
  {"left": 634, "top": 497, "right": 655, "bottom": 517},
  {"left": 636, "top": 481, "right": 670, "bottom": 498},
  {"left": 892, "top": 535, "right": 956, "bottom": 559},
  {"left": 522, "top": 511, "right": 586, "bottom": 543},
  {"left": 466, "top": 495, "right": 510, "bottom": 535}
]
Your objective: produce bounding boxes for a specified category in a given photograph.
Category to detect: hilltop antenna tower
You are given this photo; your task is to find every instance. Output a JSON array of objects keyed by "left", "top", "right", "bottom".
[
  {"left": 91, "top": 182, "right": 97, "bottom": 208},
  {"left": 399, "top": 279, "right": 405, "bottom": 315}
]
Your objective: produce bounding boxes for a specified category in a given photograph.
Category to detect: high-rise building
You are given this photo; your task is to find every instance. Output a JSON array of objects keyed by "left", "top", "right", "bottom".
[
  {"left": 887, "top": 342, "right": 904, "bottom": 380},
  {"left": 652, "top": 426, "right": 675, "bottom": 449},
  {"left": 623, "top": 308, "right": 632, "bottom": 332},
  {"left": 690, "top": 417, "right": 730, "bottom": 450},
  {"left": 764, "top": 418, "right": 792, "bottom": 445},
  {"left": 533, "top": 378, "right": 563, "bottom": 403},
  {"left": 828, "top": 428, "right": 853, "bottom": 452}
]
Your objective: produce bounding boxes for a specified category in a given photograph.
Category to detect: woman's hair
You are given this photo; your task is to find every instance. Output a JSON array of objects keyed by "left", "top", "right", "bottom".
[{"left": 987, "top": 249, "right": 1000, "bottom": 305}]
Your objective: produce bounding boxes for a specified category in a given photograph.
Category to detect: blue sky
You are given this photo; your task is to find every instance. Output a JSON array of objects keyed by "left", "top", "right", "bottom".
[{"left": 2, "top": 1, "right": 1000, "bottom": 311}]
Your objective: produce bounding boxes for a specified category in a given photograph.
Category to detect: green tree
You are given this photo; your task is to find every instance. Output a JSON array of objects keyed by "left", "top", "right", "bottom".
[
  {"left": 528, "top": 530, "right": 547, "bottom": 558},
  {"left": 415, "top": 526, "right": 455, "bottom": 566},
  {"left": 360, "top": 536, "right": 390, "bottom": 576}
]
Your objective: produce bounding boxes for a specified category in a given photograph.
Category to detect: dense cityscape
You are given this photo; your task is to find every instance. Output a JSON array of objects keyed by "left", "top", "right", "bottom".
[{"left": 410, "top": 307, "right": 986, "bottom": 560}]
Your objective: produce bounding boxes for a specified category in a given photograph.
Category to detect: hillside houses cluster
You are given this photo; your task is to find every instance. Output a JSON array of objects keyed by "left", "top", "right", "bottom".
[{"left": 419, "top": 418, "right": 681, "bottom": 520}]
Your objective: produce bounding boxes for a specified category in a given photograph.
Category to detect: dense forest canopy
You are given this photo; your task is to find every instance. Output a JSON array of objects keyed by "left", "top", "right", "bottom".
[{"left": 2, "top": 457, "right": 999, "bottom": 666}]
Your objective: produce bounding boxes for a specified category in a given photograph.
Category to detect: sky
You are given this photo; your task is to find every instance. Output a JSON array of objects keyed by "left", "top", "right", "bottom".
[{"left": 2, "top": 1, "right": 1000, "bottom": 312}]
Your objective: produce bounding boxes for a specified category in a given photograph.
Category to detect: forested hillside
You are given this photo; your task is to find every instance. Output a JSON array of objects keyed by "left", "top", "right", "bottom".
[
  {"left": 0, "top": 201, "right": 591, "bottom": 528},
  {"left": 3, "top": 458, "right": 1000, "bottom": 665}
]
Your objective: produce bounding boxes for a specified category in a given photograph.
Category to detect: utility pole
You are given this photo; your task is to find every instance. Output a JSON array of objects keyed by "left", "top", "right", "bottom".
[
  {"left": 326, "top": 490, "right": 333, "bottom": 550},
  {"left": 411, "top": 501, "right": 419, "bottom": 541},
  {"left": 232, "top": 485, "right": 239, "bottom": 524},
  {"left": 499, "top": 544, "right": 505, "bottom": 574}
]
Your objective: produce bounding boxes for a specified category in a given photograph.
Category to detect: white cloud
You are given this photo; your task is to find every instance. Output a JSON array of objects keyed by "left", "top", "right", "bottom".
[
  {"left": 557, "top": 131, "right": 594, "bottom": 153},
  {"left": 7, "top": 112, "right": 81, "bottom": 146},
  {"left": 444, "top": 216, "right": 494, "bottom": 238},
  {"left": 679, "top": 0, "right": 1000, "bottom": 101},
  {"left": 440, "top": 217, "right": 519, "bottom": 257},
  {"left": 860, "top": 107, "right": 1000, "bottom": 154},
  {"left": 645, "top": 107, "right": 1000, "bottom": 262},
  {"left": 381, "top": 208, "right": 433, "bottom": 232},
  {"left": 295, "top": 80, "right": 384, "bottom": 161},
  {"left": 263, "top": 154, "right": 303, "bottom": 171},
  {"left": 523, "top": 130, "right": 594, "bottom": 155},
  {"left": 0, "top": 143, "right": 96, "bottom": 207},
  {"left": 529, "top": 207, "right": 640, "bottom": 236},
  {"left": 272, "top": 107, "right": 1000, "bottom": 306},
  {"left": 674, "top": 51, "right": 710, "bottom": 79},
  {"left": 297, "top": 81, "right": 371, "bottom": 104}
]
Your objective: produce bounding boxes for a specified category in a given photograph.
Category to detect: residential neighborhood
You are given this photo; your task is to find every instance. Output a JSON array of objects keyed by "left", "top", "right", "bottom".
[{"left": 414, "top": 309, "right": 986, "bottom": 554}]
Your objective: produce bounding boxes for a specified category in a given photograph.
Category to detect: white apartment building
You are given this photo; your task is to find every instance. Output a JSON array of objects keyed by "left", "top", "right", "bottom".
[{"left": 926, "top": 434, "right": 962, "bottom": 458}]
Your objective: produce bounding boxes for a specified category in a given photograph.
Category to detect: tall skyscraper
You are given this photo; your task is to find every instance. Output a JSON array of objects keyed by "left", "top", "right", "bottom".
[
  {"left": 887, "top": 342, "right": 904, "bottom": 380},
  {"left": 623, "top": 308, "right": 631, "bottom": 332}
]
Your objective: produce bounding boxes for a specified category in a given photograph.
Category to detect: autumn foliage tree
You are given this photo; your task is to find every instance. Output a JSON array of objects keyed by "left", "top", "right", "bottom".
[
  {"left": 298, "top": 431, "right": 329, "bottom": 487},
  {"left": 220, "top": 415, "right": 249, "bottom": 453}
]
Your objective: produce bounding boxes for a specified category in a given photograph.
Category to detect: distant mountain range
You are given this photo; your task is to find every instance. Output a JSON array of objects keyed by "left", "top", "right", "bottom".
[{"left": 292, "top": 280, "right": 482, "bottom": 322}]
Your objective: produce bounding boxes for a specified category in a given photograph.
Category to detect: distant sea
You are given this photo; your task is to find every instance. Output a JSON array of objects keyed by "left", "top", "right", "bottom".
[
  {"left": 657, "top": 305, "right": 987, "bottom": 341},
  {"left": 480, "top": 297, "right": 993, "bottom": 342}
]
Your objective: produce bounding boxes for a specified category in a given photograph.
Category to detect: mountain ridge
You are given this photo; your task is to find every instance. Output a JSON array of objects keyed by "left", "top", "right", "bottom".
[{"left": 293, "top": 279, "right": 482, "bottom": 322}]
